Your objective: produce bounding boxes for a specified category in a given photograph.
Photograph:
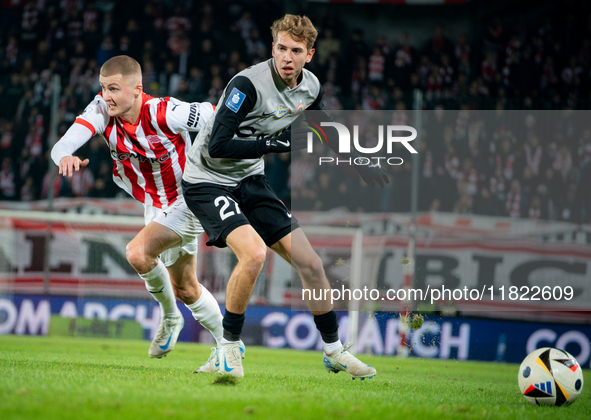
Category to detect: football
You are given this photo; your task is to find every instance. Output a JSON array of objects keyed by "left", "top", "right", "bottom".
[{"left": 518, "top": 347, "right": 584, "bottom": 406}]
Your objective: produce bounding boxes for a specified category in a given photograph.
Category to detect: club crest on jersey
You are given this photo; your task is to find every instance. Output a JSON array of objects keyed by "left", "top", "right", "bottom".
[
  {"left": 276, "top": 106, "right": 289, "bottom": 117},
  {"left": 146, "top": 135, "right": 161, "bottom": 148},
  {"left": 226, "top": 88, "right": 246, "bottom": 113},
  {"left": 296, "top": 103, "right": 306, "bottom": 113}
]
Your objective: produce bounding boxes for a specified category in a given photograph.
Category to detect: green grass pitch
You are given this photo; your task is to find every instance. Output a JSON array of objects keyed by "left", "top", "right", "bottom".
[{"left": 0, "top": 335, "right": 589, "bottom": 420}]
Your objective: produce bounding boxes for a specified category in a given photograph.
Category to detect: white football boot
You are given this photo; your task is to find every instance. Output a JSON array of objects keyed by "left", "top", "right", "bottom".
[
  {"left": 217, "top": 341, "right": 245, "bottom": 377},
  {"left": 323, "top": 343, "right": 377, "bottom": 380},
  {"left": 148, "top": 315, "right": 184, "bottom": 358},
  {"left": 194, "top": 341, "right": 246, "bottom": 374}
]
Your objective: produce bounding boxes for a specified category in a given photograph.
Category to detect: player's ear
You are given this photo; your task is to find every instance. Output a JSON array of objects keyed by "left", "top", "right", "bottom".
[{"left": 306, "top": 48, "right": 315, "bottom": 63}]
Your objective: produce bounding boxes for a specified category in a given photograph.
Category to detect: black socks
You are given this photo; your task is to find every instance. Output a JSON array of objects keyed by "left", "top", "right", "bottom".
[
  {"left": 223, "top": 308, "right": 245, "bottom": 341},
  {"left": 313, "top": 310, "right": 339, "bottom": 343},
  {"left": 223, "top": 309, "right": 340, "bottom": 343}
]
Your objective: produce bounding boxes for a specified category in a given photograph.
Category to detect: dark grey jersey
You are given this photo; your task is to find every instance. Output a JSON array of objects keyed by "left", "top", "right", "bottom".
[{"left": 182, "top": 58, "right": 322, "bottom": 186}]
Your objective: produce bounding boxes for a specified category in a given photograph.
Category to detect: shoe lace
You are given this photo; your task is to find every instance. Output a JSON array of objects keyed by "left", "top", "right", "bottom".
[
  {"left": 155, "top": 317, "right": 175, "bottom": 341},
  {"left": 341, "top": 342, "right": 353, "bottom": 353},
  {"left": 227, "top": 344, "right": 242, "bottom": 362},
  {"left": 337, "top": 342, "right": 365, "bottom": 366},
  {"left": 206, "top": 347, "right": 218, "bottom": 364}
]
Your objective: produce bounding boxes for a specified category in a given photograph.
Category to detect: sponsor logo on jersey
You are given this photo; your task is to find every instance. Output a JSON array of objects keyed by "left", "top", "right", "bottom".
[
  {"left": 275, "top": 106, "right": 289, "bottom": 117},
  {"left": 225, "top": 88, "right": 246, "bottom": 113},
  {"left": 146, "top": 135, "right": 161, "bottom": 148},
  {"left": 187, "top": 103, "right": 200, "bottom": 127},
  {"left": 262, "top": 106, "right": 289, "bottom": 118},
  {"left": 296, "top": 103, "right": 306, "bottom": 113},
  {"left": 111, "top": 149, "right": 171, "bottom": 164}
]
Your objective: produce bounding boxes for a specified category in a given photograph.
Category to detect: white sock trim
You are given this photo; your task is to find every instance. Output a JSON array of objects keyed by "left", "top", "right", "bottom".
[
  {"left": 140, "top": 260, "right": 167, "bottom": 282},
  {"left": 324, "top": 339, "right": 343, "bottom": 355},
  {"left": 185, "top": 285, "right": 209, "bottom": 311}
]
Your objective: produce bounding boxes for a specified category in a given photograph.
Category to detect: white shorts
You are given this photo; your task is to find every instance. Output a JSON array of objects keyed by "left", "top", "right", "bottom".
[{"left": 144, "top": 196, "right": 204, "bottom": 267}]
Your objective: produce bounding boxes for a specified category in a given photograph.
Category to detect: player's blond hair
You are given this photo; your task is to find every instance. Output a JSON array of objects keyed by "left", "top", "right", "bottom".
[
  {"left": 271, "top": 14, "right": 318, "bottom": 51},
  {"left": 100, "top": 55, "right": 142, "bottom": 85}
]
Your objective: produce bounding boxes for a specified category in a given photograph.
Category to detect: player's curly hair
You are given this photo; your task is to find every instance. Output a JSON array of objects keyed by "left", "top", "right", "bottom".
[
  {"left": 271, "top": 14, "right": 318, "bottom": 51},
  {"left": 100, "top": 55, "right": 142, "bottom": 83}
]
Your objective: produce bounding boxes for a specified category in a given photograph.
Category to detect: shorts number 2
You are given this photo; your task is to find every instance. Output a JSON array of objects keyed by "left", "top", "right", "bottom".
[{"left": 214, "top": 196, "right": 241, "bottom": 220}]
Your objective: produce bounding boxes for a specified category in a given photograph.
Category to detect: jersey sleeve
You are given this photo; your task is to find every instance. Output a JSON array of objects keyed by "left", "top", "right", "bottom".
[
  {"left": 208, "top": 76, "right": 264, "bottom": 159},
  {"left": 51, "top": 95, "right": 108, "bottom": 166},
  {"left": 213, "top": 76, "right": 257, "bottom": 131},
  {"left": 165, "top": 98, "right": 215, "bottom": 134},
  {"left": 74, "top": 95, "right": 109, "bottom": 136}
]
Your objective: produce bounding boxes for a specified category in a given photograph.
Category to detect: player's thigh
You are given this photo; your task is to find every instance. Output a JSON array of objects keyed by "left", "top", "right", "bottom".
[
  {"left": 182, "top": 181, "right": 250, "bottom": 248},
  {"left": 238, "top": 175, "right": 298, "bottom": 247},
  {"left": 272, "top": 227, "right": 321, "bottom": 271},
  {"left": 166, "top": 251, "right": 198, "bottom": 291},
  {"left": 128, "top": 221, "right": 182, "bottom": 259},
  {"left": 152, "top": 198, "right": 203, "bottom": 266},
  {"left": 226, "top": 224, "right": 267, "bottom": 262}
]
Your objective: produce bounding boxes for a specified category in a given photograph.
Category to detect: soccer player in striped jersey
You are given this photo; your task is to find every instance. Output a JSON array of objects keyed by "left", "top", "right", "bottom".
[
  {"left": 182, "top": 15, "right": 386, "bottom": 378},
  {"left": 51, "top": 56, "right": 242, "bottom": 368}
]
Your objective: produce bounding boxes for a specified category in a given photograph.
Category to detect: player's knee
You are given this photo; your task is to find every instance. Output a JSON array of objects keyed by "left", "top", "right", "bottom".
[
  {"left": 242, "top": 246, "right": 267, "bottom": 276},
  {"left": 310, "top": 254, "right": 324, "bottom": 275},
  {"left": 126, "top": 243, "right": 149, "bottom": 273},
  {"left": 299, "top": 254, "right": 324, "bottom": 280},
  {"left": 250, "top": 246, "right": 267, "bottom": 269}
]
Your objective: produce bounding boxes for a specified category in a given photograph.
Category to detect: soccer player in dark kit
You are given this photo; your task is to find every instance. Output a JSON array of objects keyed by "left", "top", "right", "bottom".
[{"left": 182, "top": 15, "right": 388, "bottom": 378}]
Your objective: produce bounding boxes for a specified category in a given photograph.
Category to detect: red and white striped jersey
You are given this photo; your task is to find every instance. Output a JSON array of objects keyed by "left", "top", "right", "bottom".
[{"left": 58, "top": 93, "right": 214, "bottom": 208}]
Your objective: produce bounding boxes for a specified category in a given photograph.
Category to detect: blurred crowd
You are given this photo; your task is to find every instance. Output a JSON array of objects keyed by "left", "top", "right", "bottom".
[
  {"left": 289, "top": 110, "right": 591, "bottom": 224},
  {"left": 1, "top": 0, "right": 590, "bottom": 223}
]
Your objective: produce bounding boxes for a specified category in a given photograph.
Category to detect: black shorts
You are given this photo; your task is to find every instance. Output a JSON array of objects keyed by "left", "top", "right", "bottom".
[{"left": 182, "top": 175, "right": 299, "bottom": 248}]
